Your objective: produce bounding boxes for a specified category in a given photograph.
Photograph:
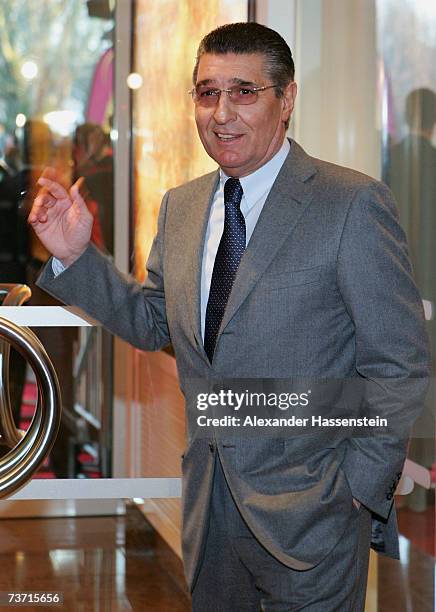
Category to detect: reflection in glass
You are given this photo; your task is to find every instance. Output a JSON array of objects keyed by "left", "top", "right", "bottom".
[
  {"left": 377, "top": 0, "right": 435, "bottom": 520},
  {"left": 0, "top": 1, "right": 115, "bottom": 479}
]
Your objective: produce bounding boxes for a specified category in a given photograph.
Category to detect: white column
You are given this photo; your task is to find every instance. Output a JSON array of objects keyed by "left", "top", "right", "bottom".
[
  {"left": 113, "top": 0, "right": 132, "bottom": 274},
  {"left": 294, "top": 0, "right": 381, "bottom": 178},
  {"left": 112, "top": 0, "right": 133, "bottom": 478}
]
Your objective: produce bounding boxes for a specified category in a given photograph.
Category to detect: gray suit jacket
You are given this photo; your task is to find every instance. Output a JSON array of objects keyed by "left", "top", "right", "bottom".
[{"left": 37, "top": 139, "right": 430, "bottom": 591}]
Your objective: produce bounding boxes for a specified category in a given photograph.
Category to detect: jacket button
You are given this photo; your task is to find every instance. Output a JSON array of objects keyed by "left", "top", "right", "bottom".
[
  {"left": 386, "top": 492, "right": 393, "bottom": 500},
  {"left": 209, "top": 442, "right": 215, "bottom": 453}
]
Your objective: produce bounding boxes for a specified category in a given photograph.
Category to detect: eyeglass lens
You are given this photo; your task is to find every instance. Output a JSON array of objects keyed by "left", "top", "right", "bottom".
[{"left": 194, "top": 85, "right": 258, "bottom": 106}]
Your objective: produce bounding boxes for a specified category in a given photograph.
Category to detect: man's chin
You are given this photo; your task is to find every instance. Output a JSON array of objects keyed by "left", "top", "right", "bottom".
[{"left": 209, "top": 151, "right": 247, "bottom": 174}]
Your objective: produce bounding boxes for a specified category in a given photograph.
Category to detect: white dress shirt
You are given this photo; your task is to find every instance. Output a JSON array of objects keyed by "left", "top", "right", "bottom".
[
  {"left": 53, "top": 138, "right": 291, "bottom": 342},
  {"left": 200, "top": 138, "right": 290, "bottom": 339},
  {"left": 52, "top": 256, "right": 66, "bottom": 276}
]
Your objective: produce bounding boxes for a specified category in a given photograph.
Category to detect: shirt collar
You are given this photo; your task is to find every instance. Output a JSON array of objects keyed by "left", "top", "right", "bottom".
[{"left": 219, "top": 138, "right": 290, "bottom": 212}]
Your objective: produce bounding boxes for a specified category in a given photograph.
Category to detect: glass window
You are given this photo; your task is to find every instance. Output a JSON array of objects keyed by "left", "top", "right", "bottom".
[{"left": 0, "top": 0, "right": 115, "bottom": 478}]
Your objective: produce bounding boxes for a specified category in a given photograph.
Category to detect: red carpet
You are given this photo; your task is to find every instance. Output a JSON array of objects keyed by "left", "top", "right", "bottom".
[{"left": 18, "top": 381, "right": 56, "bottom": 479}]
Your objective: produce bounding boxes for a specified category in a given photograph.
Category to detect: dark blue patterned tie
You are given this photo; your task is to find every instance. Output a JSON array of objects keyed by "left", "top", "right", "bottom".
[{"left": 204, "top": 177, "right": 245, "bottom": 362}]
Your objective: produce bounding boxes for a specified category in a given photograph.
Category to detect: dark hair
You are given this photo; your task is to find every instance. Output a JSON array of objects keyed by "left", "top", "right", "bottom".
[{"left": 192, "top": 22, "right": 295, "bottom": 98}]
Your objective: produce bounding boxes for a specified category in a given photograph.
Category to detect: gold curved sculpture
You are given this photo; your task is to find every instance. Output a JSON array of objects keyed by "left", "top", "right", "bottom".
[{"left": 0, "top": 285, "right": 62, "bottom": 497}]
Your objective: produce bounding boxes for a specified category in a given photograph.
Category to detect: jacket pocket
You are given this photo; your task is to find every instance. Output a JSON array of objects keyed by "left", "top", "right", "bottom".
[{"left": 264, "top": 266, "right": 322, "bottom": 289}]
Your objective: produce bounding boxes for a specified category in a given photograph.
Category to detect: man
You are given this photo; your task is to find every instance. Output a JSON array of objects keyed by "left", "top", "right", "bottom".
[{"left": 30, "top": 23, "right": 429, "bottom": 612}]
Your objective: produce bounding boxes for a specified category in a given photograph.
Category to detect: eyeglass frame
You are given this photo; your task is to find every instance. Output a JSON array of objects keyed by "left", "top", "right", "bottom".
[{"left": 188, "top": 84, "right": 280, "bottom": 106}]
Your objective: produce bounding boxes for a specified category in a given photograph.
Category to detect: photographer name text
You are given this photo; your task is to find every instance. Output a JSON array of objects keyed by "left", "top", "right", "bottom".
[{"left": 196, "top": 415, "right": 388, "bottom": 428}]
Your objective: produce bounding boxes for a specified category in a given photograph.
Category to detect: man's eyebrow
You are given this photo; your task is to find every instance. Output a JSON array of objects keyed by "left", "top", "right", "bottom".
[
  {"left": 195, "top": 79, "right": 214, "bottom": 87},
  {"left": 230, "top": 78, "right": 258, "bottom": 86},
  {"left": 195, "top": 78, "right": 259, "bottom": 87}
]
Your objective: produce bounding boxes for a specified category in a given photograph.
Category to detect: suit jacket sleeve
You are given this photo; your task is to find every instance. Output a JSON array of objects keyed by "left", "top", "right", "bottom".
[
  {"left": 336, "top": 180, "right": 430, "bottom": 520},
  {"left": 36, "top": 191, "right": 171, "bottom": 352}
]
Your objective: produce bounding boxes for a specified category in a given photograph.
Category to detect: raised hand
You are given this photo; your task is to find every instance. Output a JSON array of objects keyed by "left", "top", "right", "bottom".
[{"left": 28, "top": 167, "right": 93, "bottom": 267}]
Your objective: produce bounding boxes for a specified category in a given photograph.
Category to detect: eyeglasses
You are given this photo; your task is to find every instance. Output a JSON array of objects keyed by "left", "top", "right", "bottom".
[{"left": 189, "top": 84, "right": 278, "bottom": 107}]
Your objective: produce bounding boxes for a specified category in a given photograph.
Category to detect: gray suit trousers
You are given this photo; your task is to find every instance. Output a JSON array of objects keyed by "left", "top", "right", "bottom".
[{"left": 192, "top": 454, "right": 372, "bottom": 612}]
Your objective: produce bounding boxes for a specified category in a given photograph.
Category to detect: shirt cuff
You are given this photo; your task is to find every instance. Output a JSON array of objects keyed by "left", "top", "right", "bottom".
[{"left": 52, "top": 257, "right": 66, "bottom": 277}]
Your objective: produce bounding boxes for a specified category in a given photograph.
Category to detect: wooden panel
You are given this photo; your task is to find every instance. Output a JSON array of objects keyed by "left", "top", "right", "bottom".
[
  {"left": 142, "top": 499, "right": 183, "bottom": 558},
  {"left": 135, "top": 350, "right": 185, "bottom": 555},
  {"left": 115, "top": 341, "right": 185, "bottom": 556},
  {"left": 137, "top": 350, "right": 185, "bottom": 478}
]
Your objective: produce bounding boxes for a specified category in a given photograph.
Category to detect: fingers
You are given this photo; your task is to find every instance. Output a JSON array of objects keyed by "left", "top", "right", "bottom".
[
  {"left": 28, "top": 207, "right": 48, "bottom": 225},
  {"left": 28, "top": 192, "right": 57, "bottom": 224},
  {"left": 29, "top": 170, "right": 89, "bottom": 227},
  {"left": 35, "top": 192, "right": 57, "bottom": 208},
  {"left": 37, "top": 176, "right": 70, "bottom": 201},
  {"left": 41, "top": 165, "right": 72, "bottom": 191},
  {"left": 69, "top": 177, "right": 88, "bottom": 211}
]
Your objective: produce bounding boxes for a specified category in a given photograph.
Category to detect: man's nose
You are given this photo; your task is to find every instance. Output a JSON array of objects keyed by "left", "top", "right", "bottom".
[{"left": 212, "top": 92, "right": 237, "bottom": 123}]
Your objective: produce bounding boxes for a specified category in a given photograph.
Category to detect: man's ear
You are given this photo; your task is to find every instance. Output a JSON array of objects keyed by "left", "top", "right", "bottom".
[{"left": 281, "top": 81, "right": 297, "bottom": 124}]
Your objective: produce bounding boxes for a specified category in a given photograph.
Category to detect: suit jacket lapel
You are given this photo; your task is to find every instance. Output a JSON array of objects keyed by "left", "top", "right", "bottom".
[
  {"left": 185, "top": 170, "right": 219, "bottom": 353},
  {"left": 218, "top": 140, "right": 317, "bottom": 336}
]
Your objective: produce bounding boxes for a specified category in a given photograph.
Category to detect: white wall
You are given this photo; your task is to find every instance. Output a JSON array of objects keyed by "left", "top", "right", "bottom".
[
  {"left": 256, "top": 0, "right": 297, "bottom": 53},
  {"left": 258, "top": 0, "right": 381, "bottom": 179}
]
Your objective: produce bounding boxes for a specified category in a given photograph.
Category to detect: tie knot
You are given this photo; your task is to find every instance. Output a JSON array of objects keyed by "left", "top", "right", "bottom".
[{"left": 224, "top": 177, "right": 243, "bottom": 206}]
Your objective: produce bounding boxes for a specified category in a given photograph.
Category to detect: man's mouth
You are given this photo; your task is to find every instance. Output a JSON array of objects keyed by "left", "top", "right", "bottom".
[{"left": 214, "top": 132, "right": 243, "bottom": 141}]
